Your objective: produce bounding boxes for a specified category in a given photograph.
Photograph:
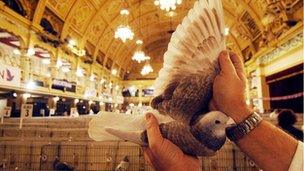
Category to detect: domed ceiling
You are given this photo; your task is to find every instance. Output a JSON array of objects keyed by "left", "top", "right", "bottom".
[{"left": 10, "top": 0, "right": 304, "bottom": 79}]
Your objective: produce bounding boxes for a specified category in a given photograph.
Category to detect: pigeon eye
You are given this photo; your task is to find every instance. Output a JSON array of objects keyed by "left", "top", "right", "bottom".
[{"left": 215, "top": 120, "right": 221, "bottom": 124}]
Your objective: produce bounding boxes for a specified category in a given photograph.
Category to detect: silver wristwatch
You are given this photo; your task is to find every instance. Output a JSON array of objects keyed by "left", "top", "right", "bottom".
[{"left": 226, "top": 112, "right": 262, "bottom": 142}]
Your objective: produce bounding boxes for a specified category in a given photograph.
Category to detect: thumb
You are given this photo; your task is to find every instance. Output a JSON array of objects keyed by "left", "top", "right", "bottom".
[
  {"left": 145, "top": 113, "right": 164, "bottom": 149},
  {"left": 218, "top": 51, "right": 236, "bottom": 76}
]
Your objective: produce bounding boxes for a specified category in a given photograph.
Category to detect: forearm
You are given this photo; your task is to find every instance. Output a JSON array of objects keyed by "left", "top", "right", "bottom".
[{"left": 236, "top": 120, "right": 298, "bottom": 171}]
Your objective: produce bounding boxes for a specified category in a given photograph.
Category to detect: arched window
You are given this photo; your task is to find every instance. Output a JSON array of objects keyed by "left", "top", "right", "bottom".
[
  {"left": 3, "top": 0, "right": 26, "bottom": 16},
  {"left": 40, "top": 18, "right": 58, "bottom": 36}
]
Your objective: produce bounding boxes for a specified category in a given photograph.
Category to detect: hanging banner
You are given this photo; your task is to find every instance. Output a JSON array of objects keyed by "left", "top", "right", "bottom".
[
  {"left": 253, "top": 92, "right": 304, "bottom": 101},
  {"left": 0, "top": 64, "right": 21, "bottom": 87}
]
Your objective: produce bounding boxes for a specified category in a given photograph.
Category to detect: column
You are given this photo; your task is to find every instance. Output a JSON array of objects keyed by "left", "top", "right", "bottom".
[
  {"left": 138, "top": 85, "right": 143, "bottom": 106},
  {"left": 20, "top": 52, "right": 30, "bottom": 83}
]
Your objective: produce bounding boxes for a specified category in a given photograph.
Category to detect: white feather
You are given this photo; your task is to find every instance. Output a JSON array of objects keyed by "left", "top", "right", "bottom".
[
  {"left": 153, "top": 0, "right": 226, "bottom": 98},
  {"left": 88, "top": 111, "right": 174, "bottom": 141}
]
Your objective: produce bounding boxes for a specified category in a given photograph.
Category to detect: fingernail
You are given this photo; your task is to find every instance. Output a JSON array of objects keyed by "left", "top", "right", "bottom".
[{"left": 145, "top": 113, "right": 152, "bottom": 120}]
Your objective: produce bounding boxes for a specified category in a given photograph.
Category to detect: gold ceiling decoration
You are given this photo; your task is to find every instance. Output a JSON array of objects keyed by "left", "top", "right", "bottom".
[{"left": 1, "top": 0, "right": 302, "bottom": 80}]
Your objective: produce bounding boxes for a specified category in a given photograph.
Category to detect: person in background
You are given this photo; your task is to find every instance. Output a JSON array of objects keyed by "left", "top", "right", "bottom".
[
  {"left": 142, "top": 51, "right": 303, "bottom": 171},
  {"left": 277, "top": 109, "right": 303, "bottom": 142}
]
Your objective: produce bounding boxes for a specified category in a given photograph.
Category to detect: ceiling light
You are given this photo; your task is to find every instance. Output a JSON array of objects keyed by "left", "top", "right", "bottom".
[
  {"left": 141, "top": 63, "right": 153, "bottom": 76},
  {"left": 26, "top": 80, "right": 36, "bottom": 89},
  {"left": 27, "top": 48, "right": 35, "bottom": 56},
  {"left": 224, "top": 27, "right": 230, "bottom": 36},
  {"left": 120, "top": 9, "right": 130, "bottom": 15},
  {"left": 114, "top": 25, "right": 134, "bottom": 43},
  {"left": 111, "top": 69, "right": 118, "bottom": 75},
  {"left": 68, "top": 39, "right": 77, "bottom": 47},
  {"left": 132, "top": 51, "right": 150, "bottom": 63},
  {"left": 136, "top": 39, "right": 143, "bottom": 45},
  {"left": 78, "top": 49, "right": 86, "bottom": 57},
  {"left": 13, "top": 93, "right": 17, "bottom": 97},
  {"left": 76, "top": 68, "right": 84, "bottom": 77},
  {"left": 154, "top": 0, "right": 182, "bottom": 11}
]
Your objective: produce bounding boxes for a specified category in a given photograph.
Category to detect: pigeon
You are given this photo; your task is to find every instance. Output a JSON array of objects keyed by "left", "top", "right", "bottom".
[
  {"left": 88, "top": 0, "right": 231, "bottom": 156},
  {"left": 53, "top": 157, "right": 74, "bottom": 171}
]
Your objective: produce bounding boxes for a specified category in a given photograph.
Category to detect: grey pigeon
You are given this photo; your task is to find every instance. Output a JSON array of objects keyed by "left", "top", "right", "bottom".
[{"left": 88, "top": 0, "right": 230, "bottom": 156}]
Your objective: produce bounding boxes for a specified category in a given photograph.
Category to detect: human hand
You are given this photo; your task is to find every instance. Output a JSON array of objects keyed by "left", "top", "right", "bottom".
[
  {"left": 210, "top": 51, "right": 253, "bottom": 123},
  {"left": 142, "top": 113, "right": 199, "bottom": 171}
]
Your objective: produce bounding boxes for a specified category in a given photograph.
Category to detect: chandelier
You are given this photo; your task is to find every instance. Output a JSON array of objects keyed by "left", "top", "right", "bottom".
[
  {"left": 154, "top": 0, "right": 182, "bottom": 11},
  {"left": 141, "top": 62, "right": 153, "bottom": 75},
  {"left": 114, "top": 8, "right": 134, "bottom": 43},
  {"left": 114, "top": 25, "right": 134, "bottom": 43},
  {"left": 132, "top": 51, "right": 150, "bottom": 63}
]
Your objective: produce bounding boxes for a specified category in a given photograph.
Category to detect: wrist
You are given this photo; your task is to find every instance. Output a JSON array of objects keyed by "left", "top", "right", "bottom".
[{"left": 228, "top": 106, "right": 253, "bottom": 124}]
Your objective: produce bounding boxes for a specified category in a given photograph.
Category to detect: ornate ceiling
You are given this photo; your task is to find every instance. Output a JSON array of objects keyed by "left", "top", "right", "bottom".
[{"left": 4, "top": 0, "right": 304, "bottom": 79}]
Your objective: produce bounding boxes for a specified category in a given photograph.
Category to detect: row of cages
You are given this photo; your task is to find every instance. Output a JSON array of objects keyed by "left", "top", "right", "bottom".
[
  {"left": 0, "top": 142, "right": 259, "bottom": 171},
  {"left": 0, "top": 93, "right": 124, "bottom": 118}
]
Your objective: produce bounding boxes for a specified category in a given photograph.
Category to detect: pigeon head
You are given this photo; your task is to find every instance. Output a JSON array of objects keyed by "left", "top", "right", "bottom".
[{"left": 190, "top": 111, "right": 229, "bottom": 151}]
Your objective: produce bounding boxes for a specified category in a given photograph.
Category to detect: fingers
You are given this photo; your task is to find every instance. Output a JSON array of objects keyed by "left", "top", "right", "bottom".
[
  {"left": 218, "top": 51, "right": 236, "bottom": 76},
  {"left": 145, "top": 113, "right": 164, "bottom": 149},
  {"left": 229, "top": 52, "right": 246, "bottom": 81},
  {"left": 142, "top": 147, "right": 157, "bottom": 167}
]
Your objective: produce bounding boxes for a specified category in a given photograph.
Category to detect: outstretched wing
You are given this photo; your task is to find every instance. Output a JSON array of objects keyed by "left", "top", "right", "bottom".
[{"left": 151, "top": 0, "right": 226, "bottom": 124}]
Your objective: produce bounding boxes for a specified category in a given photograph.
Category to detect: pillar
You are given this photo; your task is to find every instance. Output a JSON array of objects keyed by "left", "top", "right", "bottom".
[
  {"left": 20, "top": 53, "right": 30, "bottom": 82},
  {"left": 138, "top": 85, "right": 143, "bottom": 106}
]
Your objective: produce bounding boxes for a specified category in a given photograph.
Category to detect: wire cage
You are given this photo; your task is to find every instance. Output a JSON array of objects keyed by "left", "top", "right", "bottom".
[{"left": 0, "top": 141, "right": 259, "bottom": 171}]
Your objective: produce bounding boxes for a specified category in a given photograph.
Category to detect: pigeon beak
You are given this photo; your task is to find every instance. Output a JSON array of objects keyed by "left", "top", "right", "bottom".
[{"left": 226, "top": 117, "right": 235, "bottom": 126}]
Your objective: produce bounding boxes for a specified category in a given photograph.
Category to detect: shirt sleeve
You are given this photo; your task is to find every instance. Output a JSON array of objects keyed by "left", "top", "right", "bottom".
[{"left": 289, "top": 141, "right": 303, "bottom": 171}]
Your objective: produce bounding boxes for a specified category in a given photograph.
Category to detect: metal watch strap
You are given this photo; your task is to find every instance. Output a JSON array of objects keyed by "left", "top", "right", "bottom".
[{"left": 226, "top": 112, "right": 262, "bottom": 142}]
